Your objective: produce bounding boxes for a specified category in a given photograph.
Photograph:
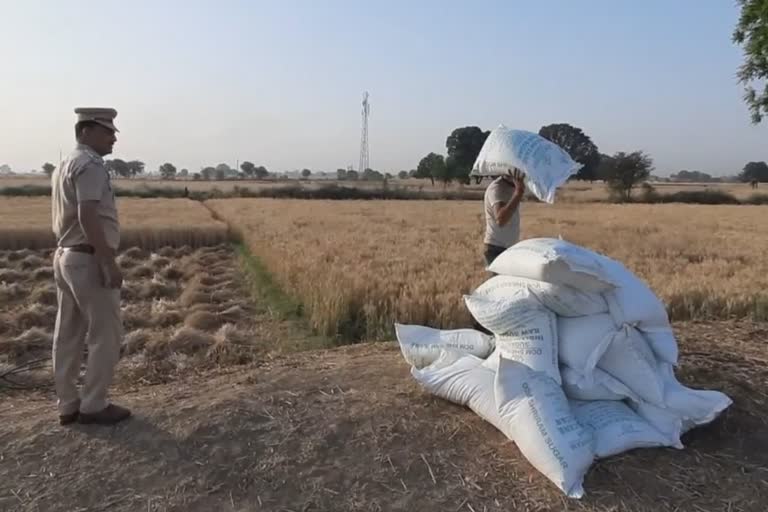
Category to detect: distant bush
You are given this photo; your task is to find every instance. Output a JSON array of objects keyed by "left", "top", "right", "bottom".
[
  {"left": 0, "top": 185, "right": 52, "bottom": 196},
  {"left": 744, "top": 193, "right": 768, "bottom": 205},
  {"left": 650, "top": 190, "right": 741, "bottom": 205},
  {"left": 0, "top": 182, "right": 485, "bottom": 201}
]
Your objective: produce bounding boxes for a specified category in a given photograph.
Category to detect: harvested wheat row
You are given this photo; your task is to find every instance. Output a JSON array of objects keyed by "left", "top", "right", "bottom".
[
  {"left": 128, "top": 265, "right": 154, "bottom": 280},
  {"left": 1, "top": 327, "right": 52, "bottom": 359},
  {"left": 16, "top": 304, "right": 57, "bottom": 331},
  {"left": 184, "top": 310, "right": 224, "bottom": 330},
  {"left": 122, "top": 329, "right": 155, "bottom": 356},
  {"left": 207, "top": 324, "right": 257, "bottom": 365},
  {"left": 122, "top": 247, "right": 149, "bottom": 260},
  {"left": 19, "top": 255, "right": 46, "bottom": 271},
  {"left": 117, "top": 255, "right": 140, "bottom": 270},
  {"left": 160, "top": 265, "right": 184, "bottom": 281},
  {"left": 167, "top": 327, "right": 216, "bottom": 355},
  {"left": 152, "top": 310, "right": 184, "bottom": 328},
  {"left": 32, "top": 267, "right": 54, "bottom": 280},
  {"left": 29, "top": 284, "right": 57, "bottom": 306},
  {"left": 0, "top": 269, "right": 25, "bottom": 283},
  {"left": 121, "top": 305, "right": 153, "bottom": 330},
  {"left": 0, "top": 282, "right": 26, "bottom": 302}
]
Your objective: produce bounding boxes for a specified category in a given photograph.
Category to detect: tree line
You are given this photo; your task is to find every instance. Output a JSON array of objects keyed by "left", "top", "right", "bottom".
[{"left": 414, "top": 122, "right": 768, "bottom": 201}]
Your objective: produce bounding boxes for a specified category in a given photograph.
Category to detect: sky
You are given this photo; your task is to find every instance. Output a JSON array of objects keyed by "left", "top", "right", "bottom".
[{"left": 0, "top": 0, "right": 765, "bottom": 177}]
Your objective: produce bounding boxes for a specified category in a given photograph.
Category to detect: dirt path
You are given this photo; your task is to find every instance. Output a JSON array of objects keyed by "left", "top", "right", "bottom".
[{"left": 2, "top": 329, "right": 767, "bottom": 512}]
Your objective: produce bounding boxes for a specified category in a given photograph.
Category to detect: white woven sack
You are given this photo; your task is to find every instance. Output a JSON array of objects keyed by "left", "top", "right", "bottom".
[
  {"left": 487, "top": 238, "right": 618, "bottom": 293},
  {"left": 570, "top": 400, "right": 673, "bottom": 458},
  {"left": 472, "top": 274, "right": 608, "bottom": 318},
  {"left": 471, "top": 126, "right": 582, "bottom": 203},
  {"left": 494, "top": 357, "right": 594, "bottom": 499},
  {"left": 395, "top": 323, "right": 494, "bottom": 369}
]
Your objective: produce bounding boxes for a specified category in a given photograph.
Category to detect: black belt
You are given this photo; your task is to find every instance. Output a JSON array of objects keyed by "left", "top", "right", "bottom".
[{"left": 60, "top": 244, "right": 95, "bottom": 254}]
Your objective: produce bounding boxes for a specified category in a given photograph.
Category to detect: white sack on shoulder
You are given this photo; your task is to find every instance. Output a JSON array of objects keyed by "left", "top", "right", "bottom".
[
  {"left": 557, "top": 314, "right": 616, "bottom": 383},
  {"left": 471, "top": 126, "right": 582, "bottom": 203},
  {"left": 410, "top": 351, "right": 501, "bottom": 430},
  {"left": 472, "top": 275, "right": 608, "bottom": 318},
  {"left": 561, "top": 366, "right": 640, "bottom": 402},
  {"left": 464, "top": 294, "right": 560, "bottom": 384},
  {"left": 571, "top": 400, "right": 673, "bottom": 458},
  {"left": 395, "top": 323, "right": 494, "bottom": 369},
  {"left": 494, "top": 357, "right": 594, "bottom": 499},
  {"left": 487, "top": 238, "right": 618, "bottom": 293},
  {"left": 596, "top": 325, "right": 665, "bottom": 406}
]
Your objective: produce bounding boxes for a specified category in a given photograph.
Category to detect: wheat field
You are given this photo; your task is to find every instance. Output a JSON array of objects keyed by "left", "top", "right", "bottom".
[
  {"left": 208, "top": 198, "right": 768, "bottom": 341},
  {"left": 0, "top": 197, "right": 228, "bottom": 249}
]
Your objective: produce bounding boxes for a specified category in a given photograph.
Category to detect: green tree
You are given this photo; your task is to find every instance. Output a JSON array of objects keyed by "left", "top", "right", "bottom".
[
  {"left": 105, "top": 159, "right": 131, "bottom": 178},
  {"left": 159, "top": 162, "right": 177, "bottom": 179},
  {"left": 417, "top": 153, "right": 446, "bottom": 186},
  {"left": 739, "top": 161, "right": 768, "bottom": 182},
  {"left": 337, "top": 168, "right": 347, "bottom": 180},
  {"left": 215, "top": 163, "right": 232, "bottom": 178},
  {"left": 42, "top": 162, "right": 56, "bottom": 177},
  {"left": 240, "top": 161, "right": 256, "bottom": 177},
  {"left": 301, "top": 168, "right": 312, "bottom": 178},
  {"left": 445, "top": 126, "right": 490, "bottom": 184},
  {"left": 398, "top": 170, "right": 408, "bottom": 180},
  {"left": 200, "top": 166, "right": 216, "bottom": 180},
  {"left": 362, "top": 168, "right": 383, "bottom": 181},
  {"left": 126, "top": 160, "right": 145, "bottom": 177},
  {"left": 538, "top": 123, "right": 601, "bottom": 181},
  {"left": 733, "top": 0, "right": 768, "bottom": 123},
  {"left": 601, "top": 151, "right": 654, "bottom": 202},
  {"left": 346, "top": 170, "right": 358, "bottom": 180},
  {"left": 179, "top": 168, "right": 189, "bottom": 178},
  {"left": 254, "top": 166, "right": 269, "bottom": 179}
]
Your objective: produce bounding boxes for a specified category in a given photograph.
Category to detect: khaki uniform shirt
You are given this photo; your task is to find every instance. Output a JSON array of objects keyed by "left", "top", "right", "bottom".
[
  {"left": 483, "top": 177, "right": 520, "bottom": 248},
  {"left": 51, "top": 144, "right": 120, "bottom": 250}
]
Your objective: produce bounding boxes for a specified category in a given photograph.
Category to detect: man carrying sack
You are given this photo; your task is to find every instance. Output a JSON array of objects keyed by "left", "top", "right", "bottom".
[
  {"left": 483, "top": 168, "right": 526, "bottom": 268},
  {"left": 50, "top": 107, "right": 131, "bottom": 426}
]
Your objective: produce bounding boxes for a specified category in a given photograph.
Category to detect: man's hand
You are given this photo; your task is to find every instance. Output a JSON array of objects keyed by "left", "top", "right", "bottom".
[
  {"left": 493, "top": 169, "right": 526, "bottom": 226},
  {"left": 512, "top": 169, "right": 526, "bottom": 197},
  {"left": 100, "top": 258, "right": 123, "bottom": 289},
  {"left": 78, "top": 200, "right": 122, "bottom": 288}
]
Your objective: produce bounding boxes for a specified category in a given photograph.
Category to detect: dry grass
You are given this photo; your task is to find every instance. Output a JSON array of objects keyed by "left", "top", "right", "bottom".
[
  {"left": 29, "top": 284, "right": 57, "bottom": 306},
  {"left": 0, "top": 197, "right": 229, "bottom": 250},
  {"left": 209, "top": 199, "right": 768, "bottom": 340},
  {"left": 0, "top": 327, "right": 52, "bottom": 360},
  {"left": 184, "top": 310, "right": 225, "bottom": 331}
]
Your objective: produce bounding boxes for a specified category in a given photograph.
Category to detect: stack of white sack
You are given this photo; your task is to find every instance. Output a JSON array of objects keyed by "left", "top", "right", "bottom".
[{"left": 395, "top": 237, "right": 732, "bottom": 499}]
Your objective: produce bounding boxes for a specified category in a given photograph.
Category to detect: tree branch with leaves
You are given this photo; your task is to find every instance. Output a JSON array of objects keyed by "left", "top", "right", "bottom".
[{"left": 733, "top": 0, "right": 768, "bottom": 123}]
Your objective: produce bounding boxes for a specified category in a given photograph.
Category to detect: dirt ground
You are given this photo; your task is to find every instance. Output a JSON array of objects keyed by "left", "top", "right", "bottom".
[{"left": 1, "top": 320, "right": 766, "bottom": 512}]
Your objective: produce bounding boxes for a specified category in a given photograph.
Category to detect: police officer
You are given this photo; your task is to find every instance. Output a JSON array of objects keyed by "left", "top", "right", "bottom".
[{"left": 51, "top": 107, "right": 131, "bottom": 426}]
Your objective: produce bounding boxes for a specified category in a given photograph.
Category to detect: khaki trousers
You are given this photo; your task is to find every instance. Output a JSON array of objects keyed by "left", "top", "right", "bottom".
[{"left": 52, "top": 249, "right": 122, "bottom": 415}]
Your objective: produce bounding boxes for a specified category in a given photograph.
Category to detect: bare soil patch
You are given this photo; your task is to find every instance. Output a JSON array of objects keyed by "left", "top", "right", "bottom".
[{"left": 0, "top": 328, "right": 765, "bottom": 512}]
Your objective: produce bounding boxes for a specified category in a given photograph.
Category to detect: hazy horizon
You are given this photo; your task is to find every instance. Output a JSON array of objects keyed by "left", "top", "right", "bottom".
[{"left": 1, "top": 0, "right": 766, "bottom": 177}]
